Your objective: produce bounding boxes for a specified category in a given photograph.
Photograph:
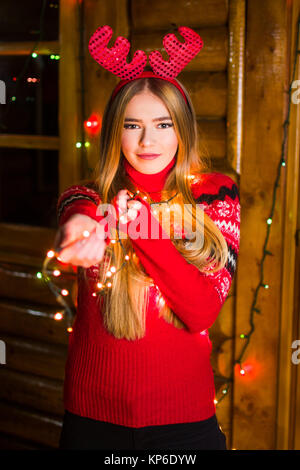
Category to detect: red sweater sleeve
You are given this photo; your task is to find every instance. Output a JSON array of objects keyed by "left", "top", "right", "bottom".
[
  {"left": 123, "top": 173, "right": 240, "bottom": 334},
  {"left": 56, "top": 185, "right": 111, "bottom": 245}
]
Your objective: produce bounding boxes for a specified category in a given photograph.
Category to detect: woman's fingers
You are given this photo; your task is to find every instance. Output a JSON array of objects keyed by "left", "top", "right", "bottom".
[
  {"left": 58, "top": 230, "right": 106, "bottom": 267},
  {"left": 116, "top": 189, "right": 129, "bottom": 215}
]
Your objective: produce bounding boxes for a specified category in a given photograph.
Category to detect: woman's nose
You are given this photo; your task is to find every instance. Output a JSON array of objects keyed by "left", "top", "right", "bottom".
[{"left": 140, "top": 127, "right": 155, "bottom": 146}]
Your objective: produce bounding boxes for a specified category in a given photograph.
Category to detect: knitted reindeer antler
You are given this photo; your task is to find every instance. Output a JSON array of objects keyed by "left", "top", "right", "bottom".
[
  {"left": 149, "top": 26, "right": 203, "bottom": 79},
  {"left": 88, "top": 25, "right": 147, "bottom": 80}
]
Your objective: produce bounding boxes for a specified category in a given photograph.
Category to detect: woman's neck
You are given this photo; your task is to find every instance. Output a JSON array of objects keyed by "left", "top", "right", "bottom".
[{"left": 123, "top": 156, "right": 176, "bottom": 194}]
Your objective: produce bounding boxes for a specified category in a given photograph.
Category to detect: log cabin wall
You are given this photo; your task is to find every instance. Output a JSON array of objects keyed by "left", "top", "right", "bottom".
[{"left": 0, "top": 0, "right": 298, "bottom": 450}]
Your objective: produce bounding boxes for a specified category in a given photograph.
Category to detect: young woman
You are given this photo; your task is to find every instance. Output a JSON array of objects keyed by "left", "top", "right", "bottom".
[{"left": 55, "top": 27, "right": 240, "bottom": 450}]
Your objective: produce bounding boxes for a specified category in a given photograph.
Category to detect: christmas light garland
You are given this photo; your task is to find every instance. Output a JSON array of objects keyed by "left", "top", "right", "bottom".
[{"left": 214, "top": 16, "right": 300, "bottom": 405}]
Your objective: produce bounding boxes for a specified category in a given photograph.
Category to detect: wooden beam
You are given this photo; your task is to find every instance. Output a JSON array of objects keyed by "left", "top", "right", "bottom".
[
  {"left": 0, "top": 134, "right": 59, "bottom": 150},
  {"left": 0, "top": 41, "right": 59, "bottom": 56},
  {"left": 276, "top": 0, "right": 300, "bottom": 450}
]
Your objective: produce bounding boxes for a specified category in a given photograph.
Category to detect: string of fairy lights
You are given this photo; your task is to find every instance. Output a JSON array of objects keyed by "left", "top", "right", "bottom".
[
  {"left": 3, "top": 2, "right": 299, "bottom": 409},
  {"left": 214, "top": 16, "right": 300, "bottom": 405}
]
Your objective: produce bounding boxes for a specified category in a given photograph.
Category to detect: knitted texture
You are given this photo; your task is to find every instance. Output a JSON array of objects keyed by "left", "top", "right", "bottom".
[{"left": 56, "top": 160, "right": 240, "bottom": 427}]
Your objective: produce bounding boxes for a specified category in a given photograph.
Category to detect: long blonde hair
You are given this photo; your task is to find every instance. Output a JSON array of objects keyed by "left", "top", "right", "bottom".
[{"left": 80, "top": 77, "right": 228, "bottom": 340}]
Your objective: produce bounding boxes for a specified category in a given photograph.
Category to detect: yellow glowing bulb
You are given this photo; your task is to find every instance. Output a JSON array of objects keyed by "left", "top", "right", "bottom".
[
  {"left": 54, "top": 312, "right": 63, "bottom": 320},
  {"left": 214, "top": 399, "right": 218, "bottom": 404},
  {"left": 111, "top": 239, "right": 116, "bottom": 244},
  {"left": 107, "top": 282, "right": 112, "bottom": 287},
  {"left": 92, "top": 292, "right": 97, "bottom": 297},
  {"left": 67, "top": 327, "right": 73, "bottom": 333},
  {"left": 97, "top": 282, "right": 103, "bottom": 288},
  {"left": 106, "top": 271, "right": 112, "bottom": 277},
  {"left": 110, "top": 266, "right": 116, "bottom": 273},
  {"left": 47, "top": 250, "right": 55, "bottom": 258},
  {"left": 125, "top": 255, "right": 129, "bottom": 260},
  {"left": 83, "top": 230, "right": 90, "bottom": 238},
  {"left": 61, "top": 289, "right": 69, "bottom": 296},
  {"left": 53, "top": 269, "right": 61, "bottom": 277}
]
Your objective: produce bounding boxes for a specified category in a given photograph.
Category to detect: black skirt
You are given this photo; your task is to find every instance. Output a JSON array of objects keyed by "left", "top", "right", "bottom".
[{"left": 58, "top": 410, "right": 227, "bottom": 450}]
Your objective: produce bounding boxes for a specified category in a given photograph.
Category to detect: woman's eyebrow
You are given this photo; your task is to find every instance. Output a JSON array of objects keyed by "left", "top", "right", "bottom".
[{"left": 124, "top": 116, "right": 172, "bottom": 122}]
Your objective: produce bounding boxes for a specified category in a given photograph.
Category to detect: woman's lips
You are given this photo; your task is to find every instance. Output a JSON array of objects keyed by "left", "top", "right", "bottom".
[{"left": 137, "top": 154, "right": 161, "bottom": 160}]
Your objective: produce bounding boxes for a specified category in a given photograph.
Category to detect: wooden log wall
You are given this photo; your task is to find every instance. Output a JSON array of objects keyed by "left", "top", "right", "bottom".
[{"left": 0, "top": 223, "right": 76, "bottom": 448}]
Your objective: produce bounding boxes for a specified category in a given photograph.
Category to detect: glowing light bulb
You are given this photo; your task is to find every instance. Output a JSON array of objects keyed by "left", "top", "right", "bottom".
[
  {"left": 240, "top": 368, "right": 245, "bottom": 376},
  {"left": 214, "top": 399, "right": 218, "bottom": 404},
  {"left": 36, "top": 272, "right": 42, "bottom": 279},
  {"left": 61, "top": 289, "right": 69, "bottom": 296},
  {"left": 97, "top": 282, "right": 103, "bottom": 289},
  {"left": 106, "top": 271, "right": 112, "bottom": 277},
  {"left": 267, "top": 218, "right": 272, "bottom": 225},
  {"left": 47, "top": 250, "right": 55, "bottom": 258},
  {"left": 107, "top": 282, "right": 112, "bottom": 287},
  {"left": 53, "top": 269, "right": 61, "bottom": 277},
  {"left": 92, "top": 292, "right": 97, "bottom": 297},
  {"left": 67, "top": 327, "right": 73, "bottom": 333},
  {"left": 54, "top": 312, "right": 63, "bottom": 320},
  {"left": 110, "top": 266, "right": 116, "bottom": 273},
  {"left": 125, "top": 255, "right": 130, "bottom": 260},
  {"left": 83, "top": 230, "right": 90, "bottom": 238}
]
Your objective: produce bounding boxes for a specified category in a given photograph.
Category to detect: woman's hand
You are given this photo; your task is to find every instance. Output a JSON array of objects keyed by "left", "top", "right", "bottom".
[
  {"left": 114, "top": 189, "right": 142, "bottom": 224},
  {"left": 54, "top": 214, "right": 107, "bottom": 268}
]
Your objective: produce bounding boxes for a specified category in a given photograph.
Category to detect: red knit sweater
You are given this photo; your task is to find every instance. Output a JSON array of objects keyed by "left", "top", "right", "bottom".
[{"left": 56, "top": 157, "right": 240, "bottom": 427}]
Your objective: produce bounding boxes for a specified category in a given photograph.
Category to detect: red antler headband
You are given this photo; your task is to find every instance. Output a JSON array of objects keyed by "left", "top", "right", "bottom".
[{"left": 88, "top": 25, "right": 203, "bottom": 103}]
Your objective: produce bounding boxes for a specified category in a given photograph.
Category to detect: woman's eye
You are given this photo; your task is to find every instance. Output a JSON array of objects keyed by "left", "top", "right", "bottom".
[
  {"left": 158, "top": 123, "right": 173, "bottom": 129},
  {"left": 124, "top": 124, "right": 140, "bottom": 129}
]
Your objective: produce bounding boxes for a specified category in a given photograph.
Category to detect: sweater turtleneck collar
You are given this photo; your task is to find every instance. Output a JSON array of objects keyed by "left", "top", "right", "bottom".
[{"left": 123, "top": 156, "right": 176, "bottom": 194}]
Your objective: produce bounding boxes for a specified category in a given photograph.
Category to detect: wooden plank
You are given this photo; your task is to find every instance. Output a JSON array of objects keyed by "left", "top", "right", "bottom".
[
  {"left": 0, "top": 223, "right": 57, "bottom": 258},
  {"left": 0, "top": 41, "right": 59, "bottom": 56},
  {"left": 1, "top": 334, "right": 67, "bottom": 381},
  {"left": 132, "top": 27, "right": 228, "bottom": 72},
  {"left": 0, "top": 134, "right": 59, "bottom": 150},
  {"left": 0, "top": 402, "right": 62, "bottom": 448},
  {"left": 227, "top": 0, "right": 246, "bottom": 175},
  {"left": 198, "top": 119, "right": 226, "bottom": 160},
  {"left": 276, "top": 0, "right": 300, "bottom": 450},
  {"left": 0, "top": 299, "right": 70, "bottom": 346},
  {"left": 0, "top": 262, "right": 76, "bottom": 307},
  {"left": 58, "top": 0, "right": 82, "bottom": 192},
  {"left": 0, "top": 368, "right": 64, "bottom": 416},
  {"left": 0, "top": 433, "right": 44, "bottom": 450},
  {"left": 232, "top": 0, "right": 288, "bottom": 450},
  {"left": 179, "top": 72, "right": 227, "bottom": 118},
  {"left": 131, "top": 0, "right": 228, "bottom": 30}
]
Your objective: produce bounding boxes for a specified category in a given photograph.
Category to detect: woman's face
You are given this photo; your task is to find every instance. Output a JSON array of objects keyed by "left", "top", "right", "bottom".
[{"left": 121, "top": 91, "right": 178, "bottom": 174}]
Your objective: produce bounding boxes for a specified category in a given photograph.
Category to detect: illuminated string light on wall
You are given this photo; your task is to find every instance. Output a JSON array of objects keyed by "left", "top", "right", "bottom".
[{"left": 215, "top": 17, "right": 300, "bottom": 406}]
